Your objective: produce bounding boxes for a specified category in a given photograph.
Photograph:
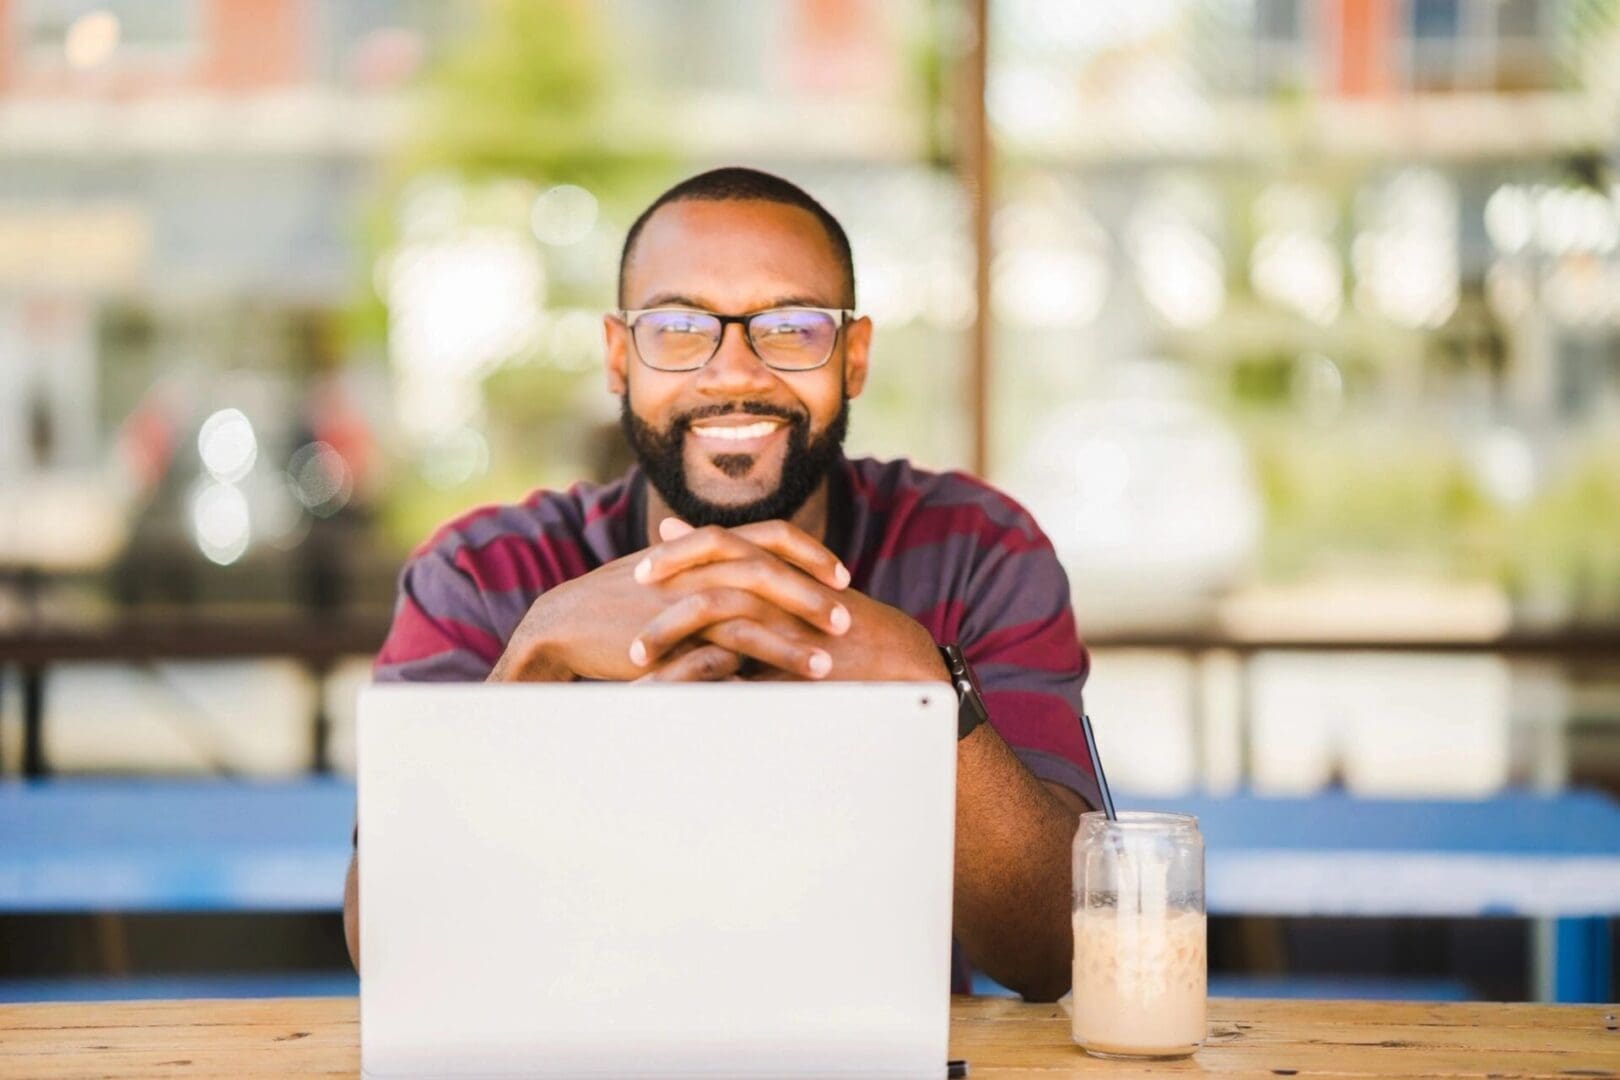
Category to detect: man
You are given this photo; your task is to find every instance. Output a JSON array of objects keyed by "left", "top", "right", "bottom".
[{"left": 345, "top": 167, "right": 1097, "bottom": 1002}]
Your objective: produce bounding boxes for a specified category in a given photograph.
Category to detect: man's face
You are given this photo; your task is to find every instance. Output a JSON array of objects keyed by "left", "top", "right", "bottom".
[{"left": 605, "top": 199, "right": 871, "bottom": 527}]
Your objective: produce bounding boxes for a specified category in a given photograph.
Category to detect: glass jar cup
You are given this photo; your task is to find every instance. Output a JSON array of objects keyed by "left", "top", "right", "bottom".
[{"left": 1071, "top": 811, "right": 1206, "bottom": 1060}]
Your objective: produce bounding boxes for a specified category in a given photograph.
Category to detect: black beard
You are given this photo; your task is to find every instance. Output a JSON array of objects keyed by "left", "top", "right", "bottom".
[{"left": 620, "top": 395, "right": 850, "bottom": 529}]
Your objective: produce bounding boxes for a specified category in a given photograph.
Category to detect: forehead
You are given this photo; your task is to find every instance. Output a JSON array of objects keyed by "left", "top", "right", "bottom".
[{"left": 624, "top": 198, "right": 846, "bottom": 310}]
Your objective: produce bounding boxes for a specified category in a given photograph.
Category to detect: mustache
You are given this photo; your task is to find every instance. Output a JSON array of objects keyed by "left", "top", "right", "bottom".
[{"left": 675, "top": 402, "right": 807, "bottom": 428}]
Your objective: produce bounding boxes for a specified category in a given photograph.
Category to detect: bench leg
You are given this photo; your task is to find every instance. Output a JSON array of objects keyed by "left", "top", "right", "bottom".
[
  {"left": 1537, "top": 917, "right": 1613, "bottom": 1003},
  {"left": 91, "top": 913, "right": 131, "bottom": 976},
  {"left": 22, "top": 664, "right": 45, "bottom": 778}
]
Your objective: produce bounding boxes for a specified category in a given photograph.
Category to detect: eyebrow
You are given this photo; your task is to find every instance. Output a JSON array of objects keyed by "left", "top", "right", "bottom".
[{"left": 633, "top": 292, "right": 840, "bottom": 312}]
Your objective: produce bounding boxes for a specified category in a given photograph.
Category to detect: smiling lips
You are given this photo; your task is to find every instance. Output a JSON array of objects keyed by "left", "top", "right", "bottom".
[{"left": 686, "top": 417, "right": 788, "bottom": 449}]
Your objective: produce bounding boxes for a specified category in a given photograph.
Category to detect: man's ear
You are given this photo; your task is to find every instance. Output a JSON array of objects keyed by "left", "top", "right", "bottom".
[
  {"left": 842, "top": 315, "right": 873, "bottom": 400},
  {"left": 603, "top": 314, "right": 629, "bottom": 395}
]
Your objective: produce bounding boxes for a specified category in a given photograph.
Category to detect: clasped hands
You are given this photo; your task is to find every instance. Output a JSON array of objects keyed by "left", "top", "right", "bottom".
[{"left": 493, "top": 517, "right": 946, "bottom": 685}]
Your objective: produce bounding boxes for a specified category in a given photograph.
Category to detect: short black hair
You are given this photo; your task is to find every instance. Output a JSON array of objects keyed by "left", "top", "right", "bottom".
[{"left": 617, "top": 167, "right": 855, "bottom": 308}]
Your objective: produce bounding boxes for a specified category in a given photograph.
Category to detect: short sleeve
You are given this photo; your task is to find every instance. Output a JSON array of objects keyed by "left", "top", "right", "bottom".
[
  {"left": 957, "top": 511, "right": 1100, "bottom": 812},
  {"left": 373, "top": 545, "right": 506, "bottom": 683}
]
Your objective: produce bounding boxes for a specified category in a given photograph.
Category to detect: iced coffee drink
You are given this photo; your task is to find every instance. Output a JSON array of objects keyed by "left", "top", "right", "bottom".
[{"left": 1071, "top": 811, "right": 1206, "bottom": 1059}]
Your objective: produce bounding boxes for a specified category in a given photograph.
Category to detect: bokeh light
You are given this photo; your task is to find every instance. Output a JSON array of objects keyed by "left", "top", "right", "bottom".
[
  {"left": 384, "top": 228, "right": 546, "bottom": 440},
  {"left": 547, "top": 308, "right": 604, "bottom": 373},
  {"left": 419, "top": 427, "right": 491, "bottom": 490},
  {"left": 287, "top": 442, "right": 354, "bottom": 518},
  {"left": 1484, "top": 184, "right": 1534, "bottom": 255},
  {"left": 190, "top": 481, "right": 252, "bottom": 566},
  {"left": 530, "top": 185, "right": 599, "bottom": 246},
  {"left": 1472, "top": 426, "right": 1539, "bottom": 509},
  {"left": 1352, "top": 168, "right": 1458, "bottom": 329},
  {"left": 1250, "top": 184, "right": 1343, "bottom": 325},
  {"left": 992, "top": 190, "right": 1112, "bottom": 328},
  {"left": 65, "top": 10, "right": 120, "bottom": 70},
  {"left": 197, "top": 408, "right": 258, "bottom": 484},
  {"left": 1129, "top": 211, "right": 1225, "bottom": 329}
]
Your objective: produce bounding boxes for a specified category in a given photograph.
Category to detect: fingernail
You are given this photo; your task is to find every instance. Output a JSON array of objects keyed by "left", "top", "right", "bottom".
[
  {"left": 633, "top": 557, "right": 652, "bottom": 583},
  {"left": 808, "top": 650, "right": 832, "bottom": 678},
  {"left": 659, "top": 517, "right": 693, "bottom": 540},
  {"left": 833, "top": 562, "right": 851, "bottom": 588},
  {"left": 830, "top": 605, "right": 850, "bottom": 634},
  {"left": 629, "top": 639, "right": 648, "bottom": 667}
]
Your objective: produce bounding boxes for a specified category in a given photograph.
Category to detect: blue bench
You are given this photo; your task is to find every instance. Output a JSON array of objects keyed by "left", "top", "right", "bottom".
[
  {"left": 0, "top": 972, "right": 359, "bottom": 1003},
  {"left": 0, "top": 778, "right": 354, "bottom": 912},
  {"left": 1146, "top": 789, "right": 1620, "bottom": 1004},
  {"left": 2, "top": 780, "right": 1615, "bottom": 1001}
]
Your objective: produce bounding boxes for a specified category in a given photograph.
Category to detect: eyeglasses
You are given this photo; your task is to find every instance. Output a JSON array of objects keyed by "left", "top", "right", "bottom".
[{"left": 619, "top": 306, "right": 854, "bottom": 373}]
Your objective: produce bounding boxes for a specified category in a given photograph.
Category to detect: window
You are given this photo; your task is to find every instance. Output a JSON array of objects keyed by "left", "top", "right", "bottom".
[{"left": 19, "top": 0, "right": 199, "bottom": 71}]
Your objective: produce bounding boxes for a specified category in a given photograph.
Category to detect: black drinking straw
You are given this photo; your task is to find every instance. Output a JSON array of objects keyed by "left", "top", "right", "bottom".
[{"left": 1079, "top": 714, "right": 1117, "bottom": 821}]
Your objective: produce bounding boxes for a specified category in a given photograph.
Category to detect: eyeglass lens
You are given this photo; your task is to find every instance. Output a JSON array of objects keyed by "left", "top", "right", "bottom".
[{"left": 632, "top": 309, "right": 838, "bottom": 371}]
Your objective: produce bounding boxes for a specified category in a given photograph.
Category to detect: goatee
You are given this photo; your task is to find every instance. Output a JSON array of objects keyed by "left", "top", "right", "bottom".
[{"left": 620, "top": 395, "right": 850, "bottom": 528}]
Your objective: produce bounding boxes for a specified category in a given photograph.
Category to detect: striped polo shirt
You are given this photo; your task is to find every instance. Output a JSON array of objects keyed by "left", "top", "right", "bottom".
[{"left": 374, "top": 454, "right": 1097, "bottom": 990}]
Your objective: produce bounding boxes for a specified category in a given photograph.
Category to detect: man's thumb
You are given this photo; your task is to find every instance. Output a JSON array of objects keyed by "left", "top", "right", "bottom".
[{"left": 659, "top": 517, "right": 694, "bottom": 541}]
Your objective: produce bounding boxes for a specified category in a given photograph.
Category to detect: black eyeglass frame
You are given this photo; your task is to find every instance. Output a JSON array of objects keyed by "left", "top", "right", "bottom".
[{"left": 617, "top": 306, "right": 856, "bottom": 373}]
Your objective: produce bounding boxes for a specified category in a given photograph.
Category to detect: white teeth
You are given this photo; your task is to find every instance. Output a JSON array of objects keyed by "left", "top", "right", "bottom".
[{"left": 690, "top": 421, "right": 781, "bottom": 441}]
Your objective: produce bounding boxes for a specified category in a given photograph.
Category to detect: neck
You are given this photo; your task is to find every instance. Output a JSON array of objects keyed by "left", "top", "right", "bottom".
[{"left": 642, "top": 477, "right": 831, "bottom": 549}]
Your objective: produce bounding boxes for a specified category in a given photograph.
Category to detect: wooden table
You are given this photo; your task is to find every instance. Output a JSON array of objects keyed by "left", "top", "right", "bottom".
[{"left": 1, "top": 996, "right": 1615, "bottom": 1078}]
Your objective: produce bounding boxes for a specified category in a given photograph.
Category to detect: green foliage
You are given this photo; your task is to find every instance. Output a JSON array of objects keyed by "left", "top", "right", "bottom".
[
  {"left": 1486, "top": 439, "right": 1620, "bottom": 615},
  {"left": 357, "top": 0, "right": 680, "bottom": 551},
  {"left": 1247, "top": 419, "right": 1473, "bottom": 579},
  {"left": 403, "top": 0, "right": 663, "bottom": 195},
  {"left": 907, "top": 0, "right": 956, "bottom": 170},
  {"left": 1246, "top": 416, "right": 1620, "bottom": 617}
]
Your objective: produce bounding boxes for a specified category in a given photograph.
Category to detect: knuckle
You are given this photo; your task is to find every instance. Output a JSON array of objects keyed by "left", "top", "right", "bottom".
[
  {"left": 687, "top": 590, "right": 720, "bottom": 619},
  {"left": 695, "top": 649, "right": 732, "bottom": 679},
  {"left": 729, "top": 588, "right": 762, "bottom": 619},
  {"left": 708, "top": 617, "right": 746, "bottom": 648},
  {"left": 739, "top": 560, "right": 769, "bottom": 589},
  {"left": 785, "top": 583, "right": 818, "bottom": 617}
]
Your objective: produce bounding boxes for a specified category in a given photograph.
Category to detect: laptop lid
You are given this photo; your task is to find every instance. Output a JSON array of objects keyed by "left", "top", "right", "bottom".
[{"left": 358, "top": 682, "right": 956, "bottom": 1079}]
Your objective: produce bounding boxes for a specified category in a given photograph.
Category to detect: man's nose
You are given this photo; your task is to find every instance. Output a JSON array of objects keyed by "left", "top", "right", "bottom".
[{"left": 695, "top": 322, "right": 776, "bottom": 394}]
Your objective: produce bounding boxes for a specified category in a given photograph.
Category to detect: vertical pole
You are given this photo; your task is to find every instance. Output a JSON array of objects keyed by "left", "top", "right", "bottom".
[
  {"left": 1533, "top": 915, "right": 1614, "bottom": 1003},
  {"left": 311, "top": 660, "right": 332, "bottom": 775},
  {"left": 22, "top": 664, "right": 46, "bottom": 778},
  {"left": 962, "top": 0, "right": 991, "bottom": 478}
]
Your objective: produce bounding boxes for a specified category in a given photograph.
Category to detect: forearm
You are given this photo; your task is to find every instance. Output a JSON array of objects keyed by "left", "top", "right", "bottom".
[
  {"left": 488, "top": 607, "right": 575, "bottom": 683},
  {"left": 952, "top": 723, "right": 1080, "bottom": 1001},
  {"left": 488, "top": 642, "right": 572, "bottom": 682},
  {"left": 343, "top": 852, "right": 359, "bottom": 970}
]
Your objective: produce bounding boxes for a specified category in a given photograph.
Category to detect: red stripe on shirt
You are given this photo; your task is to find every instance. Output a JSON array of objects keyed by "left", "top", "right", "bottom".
[
  {"left": 966, "top": 609, "right": 1084, "bottom": 673},
  {"left": 452, "top": 533, "right": 591, "bottom": 595},
  {"left": 375, "top": 592, "right": 503, "bottom": 667},
  {"left": 982, "top": 689, "right": 1088, "bottom": 762},
  {"left": 876, "top": 502, "right": 1047, "bottom": 565},
  {"left": 910, "top": 600, "right": 968, "bottom": 644}
]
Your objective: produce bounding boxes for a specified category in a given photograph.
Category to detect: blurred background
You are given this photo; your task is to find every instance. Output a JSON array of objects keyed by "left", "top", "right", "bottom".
[{"left": 3, "top": 0, "right": 1619, "bottom": 1005}]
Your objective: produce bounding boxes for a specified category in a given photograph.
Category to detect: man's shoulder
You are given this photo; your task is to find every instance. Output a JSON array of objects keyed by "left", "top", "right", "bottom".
[
  {"left": 411, "top": 472, "right": 637, "bottom": 567},
  {"left": 844, "top": 455, "right": 1047, "bottom": 544}
]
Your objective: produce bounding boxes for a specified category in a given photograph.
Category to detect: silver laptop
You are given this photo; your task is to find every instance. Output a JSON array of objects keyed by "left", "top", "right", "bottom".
[{"left": 358, "top": 682, "right": 957, "bottom": 1079}]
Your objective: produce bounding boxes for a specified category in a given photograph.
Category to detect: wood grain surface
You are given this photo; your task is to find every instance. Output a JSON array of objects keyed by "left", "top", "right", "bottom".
[{"left": 0, "top": 995, "right": 1614, "bottom": 1078}]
